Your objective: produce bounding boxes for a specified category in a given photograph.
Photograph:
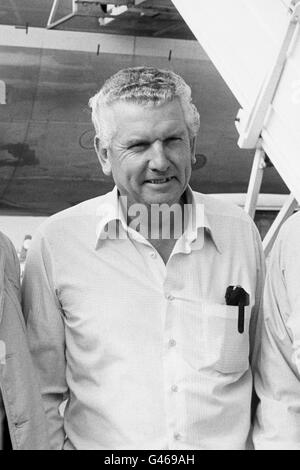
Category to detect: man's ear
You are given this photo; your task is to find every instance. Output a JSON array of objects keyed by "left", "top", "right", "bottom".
[
  {"left": 94, "top": 136, "right": 112, "bottom": 176},
  {"left": 191, "top": 136, "right": 197, "bottom": 164}
]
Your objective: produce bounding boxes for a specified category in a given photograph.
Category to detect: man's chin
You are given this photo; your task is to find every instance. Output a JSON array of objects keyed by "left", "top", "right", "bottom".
[
  {"left": 140, "top": 182, "right": 183, "bottom": 206},
  {"left": 142, "top": 194, "right": 181, "bottom": 207}
]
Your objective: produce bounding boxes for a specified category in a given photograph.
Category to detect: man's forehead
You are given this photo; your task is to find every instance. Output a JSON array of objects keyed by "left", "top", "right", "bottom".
[
  {"left": 118, "top": 120, "right": 188, "bottom": 145},
  {"left": 108, "top": 99, "right": 187, "bottom": 132},
  {"left": 109, "top": 98, "right": 183, "bottom": 118}
]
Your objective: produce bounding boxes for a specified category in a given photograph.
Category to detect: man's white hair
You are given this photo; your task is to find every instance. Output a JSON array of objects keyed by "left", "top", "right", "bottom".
[{"left": 88, "top": 66, "right": 200, "bottom": 148}]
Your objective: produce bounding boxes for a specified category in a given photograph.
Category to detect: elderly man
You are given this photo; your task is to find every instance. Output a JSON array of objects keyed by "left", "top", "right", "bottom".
[
  {"left": 22, "top": 66, "right": 264, "bottom": 450},
  {"left": 0, "top": 231, "right": 48, "bottom": 450},
  {"left": 254, "top": 212, "right": 300, "bottom": 449}
]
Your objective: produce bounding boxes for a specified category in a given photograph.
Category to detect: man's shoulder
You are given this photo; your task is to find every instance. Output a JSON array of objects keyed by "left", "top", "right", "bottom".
[
  {"left": 38, "top": 192, "right": 112, "bottom": 234},
  {"left": 193, "top": 191, "right": 254, "bottom": 226},
  {"left": 0, "top": 231, "right": 15, "bottom": 253}
]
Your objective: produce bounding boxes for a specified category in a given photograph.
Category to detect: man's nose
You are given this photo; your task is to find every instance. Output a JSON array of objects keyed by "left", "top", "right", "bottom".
[{"left": 148, "top": 141, "right": 170, "bottom": 172}]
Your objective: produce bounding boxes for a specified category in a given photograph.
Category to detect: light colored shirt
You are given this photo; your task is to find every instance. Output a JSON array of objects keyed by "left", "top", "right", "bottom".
[
  {"left": 0, "top": 232, "right": 49, "bottom": 450},
  {"left": 22, "top": 186, "right": 264, "bottom": 450},
  {"left": 253, "top": 211, "right": 300, "bottom": 450}
]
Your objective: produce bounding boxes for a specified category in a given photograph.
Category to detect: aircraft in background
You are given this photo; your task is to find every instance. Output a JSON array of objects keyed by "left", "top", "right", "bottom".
[{"left": 0, "top": 0, "right": 290, "bottom": 247}]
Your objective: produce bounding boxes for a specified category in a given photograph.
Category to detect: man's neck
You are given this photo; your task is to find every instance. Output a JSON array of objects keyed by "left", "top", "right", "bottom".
[
  {"left": 121, "top": 193, "right": 189, "bottom": 264},
  {"left": 125, "top": 194, "right": 187, "bottom": 241}
]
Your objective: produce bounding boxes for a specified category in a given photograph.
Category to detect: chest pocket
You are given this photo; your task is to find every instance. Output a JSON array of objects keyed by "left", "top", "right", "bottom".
[{"left": 202, "top": 303, "right": 251, "bottom": 374}]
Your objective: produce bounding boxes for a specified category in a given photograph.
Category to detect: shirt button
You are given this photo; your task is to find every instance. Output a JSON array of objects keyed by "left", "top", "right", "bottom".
[
  {"left": 171, "top": 385, "right": 178, "bottom": 392},
  {"left": 150, "top": 252, "right": 157, "bottom": 259},
  {"left": 165, "top": 293, "right": 175, "bottom": 301},
  {"left": 174, "top": 432, "right": 182, "bottom": 441},
  {"left": 168, "top": 339, "right": 176, "bottom": 348}
]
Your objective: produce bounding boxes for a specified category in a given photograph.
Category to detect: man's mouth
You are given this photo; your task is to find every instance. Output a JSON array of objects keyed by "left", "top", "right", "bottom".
[{"left": 145, "top": 177, "right": 175, "bottom": 184}]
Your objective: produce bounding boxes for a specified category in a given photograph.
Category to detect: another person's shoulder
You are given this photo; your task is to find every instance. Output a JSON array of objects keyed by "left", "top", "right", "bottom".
[
  {"left": 0, "top": 231, "right": 17, "bottom": 261},
  {"left": 270, "top": 211, "right": 300, "bottom": 269},
  {"left": 0, "top": 230, "right": 14, "bottom": 251},
  {"left": 0, "top": 231, "right": 20, "bottom": 287},
  {"left": 277, "top": 211, "right": 300, "bottom": 245}
]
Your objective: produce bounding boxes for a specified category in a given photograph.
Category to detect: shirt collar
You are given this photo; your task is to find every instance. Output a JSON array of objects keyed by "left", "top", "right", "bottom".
[
  {"left": 95, "top": 186, "right": 127, "bottom": 246},
  {"left": 176, "top": 186, "right": 222, "bottom": 254},
  {"left": 95, "top": 186, "right": 222, "bottom": 253}
]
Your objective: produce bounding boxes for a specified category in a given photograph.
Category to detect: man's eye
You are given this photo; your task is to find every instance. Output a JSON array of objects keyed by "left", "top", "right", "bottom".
[
  {"left": 128, "top": 143, "right": 148, "bottom": 150},
  {"left": 166, "top": 137, "right": 182, "bottom": 143}
]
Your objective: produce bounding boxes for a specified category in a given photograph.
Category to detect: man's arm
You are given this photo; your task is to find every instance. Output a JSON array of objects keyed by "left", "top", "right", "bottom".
[
  {"left": 0, "top": 232, "right": 21, "bottom": 301},
  {"left": 242, "top": 222, "right": 265, "bottom": 451},
  {"left": 0, "top": 232, "right": 21, "bottom": 450},
  {"left": 249, "top": 223, "right": 266, "bottom": 369},
  {"left": 22, "top": 229, "right": 68, "bottom": 450},
  {"left": 253, "top": 217, "right": 300, "bottom": 449}
]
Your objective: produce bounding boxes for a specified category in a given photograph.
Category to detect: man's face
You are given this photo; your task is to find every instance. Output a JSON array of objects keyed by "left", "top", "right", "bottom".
[{"left": 97, "top": 99, "right": 196, "bottom": 207}]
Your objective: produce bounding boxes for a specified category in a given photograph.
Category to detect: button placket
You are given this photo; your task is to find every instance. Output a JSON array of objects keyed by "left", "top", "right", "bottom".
[
  {"left": 163, "top": 272, "right": 183, "bottom": 446},
  {"left": 165, "top": 337, "right": 182, "bottom": 447}
]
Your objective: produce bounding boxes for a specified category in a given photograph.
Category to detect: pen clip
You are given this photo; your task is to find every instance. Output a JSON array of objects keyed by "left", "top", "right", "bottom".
[
  {"left": 238, "top": 304, "right": 245, "bottom": 334},
  {"left": 238, "top": 292, "right": 249, "bottom": 334}
]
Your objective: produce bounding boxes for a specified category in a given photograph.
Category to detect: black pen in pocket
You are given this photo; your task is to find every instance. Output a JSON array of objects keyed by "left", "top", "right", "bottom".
[{"left": 225, "top": 286, "right": 250, "bottom": 334}]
